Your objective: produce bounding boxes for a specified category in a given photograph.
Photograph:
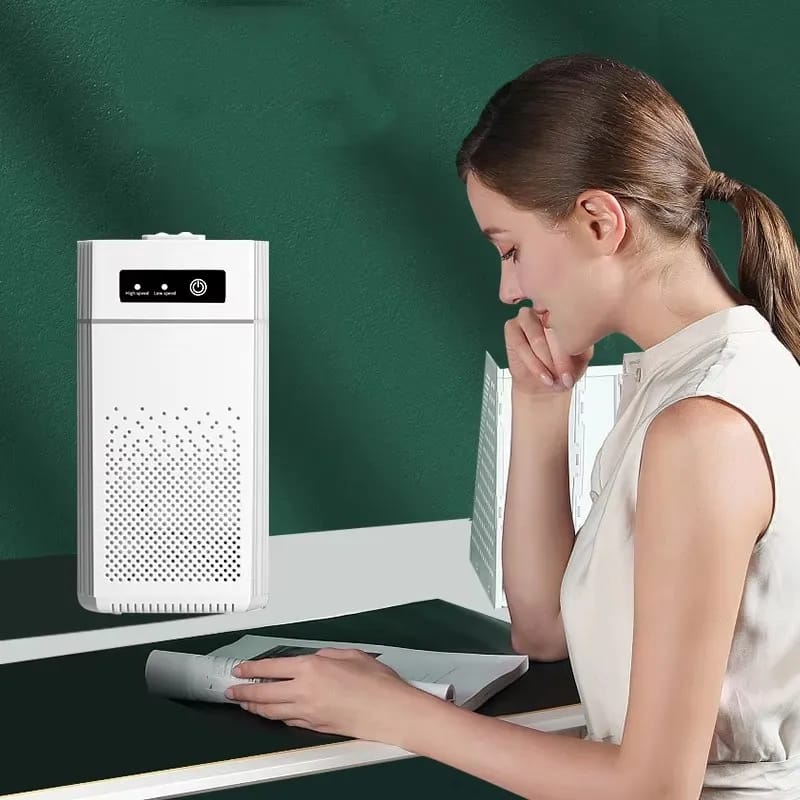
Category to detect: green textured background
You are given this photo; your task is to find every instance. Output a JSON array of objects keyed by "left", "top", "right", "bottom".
[
  {"left": 1, "top": 0, "right": 798, "bottom": 798},
  {"left": 0, "top": 1, "right": 796, "bottom": 560}
]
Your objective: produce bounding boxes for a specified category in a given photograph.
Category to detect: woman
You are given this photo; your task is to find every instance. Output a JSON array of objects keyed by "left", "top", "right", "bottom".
[{"left": 227, "top": 54, "right": 800, "bottom": 799}]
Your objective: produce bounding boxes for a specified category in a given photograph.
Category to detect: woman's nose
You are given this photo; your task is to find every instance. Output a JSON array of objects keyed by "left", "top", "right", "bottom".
[{"left": 499, "top": 280, "right": 523, "bottom": 305}]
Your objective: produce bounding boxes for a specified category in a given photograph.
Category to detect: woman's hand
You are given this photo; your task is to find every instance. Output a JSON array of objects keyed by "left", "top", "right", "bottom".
[
  {"left": 225, "top": 648, "right": 423, "bottom": 744},
  {"left": 505, "top": 306, "right": 593, "bottom": 395}
]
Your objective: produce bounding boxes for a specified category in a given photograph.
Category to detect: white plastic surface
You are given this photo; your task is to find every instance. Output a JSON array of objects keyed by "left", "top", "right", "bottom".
[{"left": 471, "top": 354, "right": 627, "bottom": 609}]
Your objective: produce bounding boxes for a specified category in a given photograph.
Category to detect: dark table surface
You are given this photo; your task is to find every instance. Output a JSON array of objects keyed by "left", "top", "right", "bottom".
[{"left": 0, "top": 596, "right": 580, "bottom": 796}]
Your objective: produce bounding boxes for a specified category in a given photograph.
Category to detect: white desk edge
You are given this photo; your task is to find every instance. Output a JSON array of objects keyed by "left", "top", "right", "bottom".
[{"left": 1, "top": 518, "right": 587, "bottom": 800}]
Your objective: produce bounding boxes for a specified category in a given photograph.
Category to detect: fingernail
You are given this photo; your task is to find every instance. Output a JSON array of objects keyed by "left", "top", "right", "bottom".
[
  {"left": 561, "top": 372, "right": 574, "bottom": 389},
  {"left": 540, "top": 373, "right": 554, "bottom": 386},
  {"left": 232, "top": 665, "right": 241, "bottom": 676},
  {"left": 224, "top": 688, "right": 234, "bottom": 698}
]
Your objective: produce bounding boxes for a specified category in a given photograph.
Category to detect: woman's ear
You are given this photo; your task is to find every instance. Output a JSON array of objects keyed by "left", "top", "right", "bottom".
[{"left": 577, "top": 191, "right": 627, "bottom": 255}]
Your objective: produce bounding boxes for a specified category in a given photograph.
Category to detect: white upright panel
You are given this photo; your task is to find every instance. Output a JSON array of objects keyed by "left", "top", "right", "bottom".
[
  {"left": 569, "top": 364, "right": 624, "bottom": 531},
  {"left": 77, "top": 233, "right": 269, "bottom": 614},
  {"left": 469, "top": 352, "right": 504, "bottom": 607},
  {"left": 470, "top": 354, "right": 625, "bottom": 609}
]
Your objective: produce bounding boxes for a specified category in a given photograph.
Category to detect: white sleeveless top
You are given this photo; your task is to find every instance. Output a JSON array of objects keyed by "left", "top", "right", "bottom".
[{"left": 560, "top": 304, "right": 800, "bottom": 798}]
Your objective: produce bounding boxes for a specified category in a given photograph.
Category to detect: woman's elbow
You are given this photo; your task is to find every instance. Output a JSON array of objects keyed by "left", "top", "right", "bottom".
[
  {"left": 510, "top": 630, "right": 567, "bottom": 662},
  {"left": 621, "top": 758, "right": 703, "bottom": 800}
]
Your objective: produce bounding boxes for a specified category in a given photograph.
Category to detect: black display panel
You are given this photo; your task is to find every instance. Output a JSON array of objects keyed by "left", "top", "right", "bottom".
[{"left": 119, "top": 269, "right": 226, "bottom": 302}]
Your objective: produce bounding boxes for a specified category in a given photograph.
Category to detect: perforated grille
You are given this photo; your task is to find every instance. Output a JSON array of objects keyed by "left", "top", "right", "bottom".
[
  {"left": 103, "top": 405, "right": 243, "bottom": 583},
  {"left": 470, "top": 364, "right": 499, "bottom": 602}
]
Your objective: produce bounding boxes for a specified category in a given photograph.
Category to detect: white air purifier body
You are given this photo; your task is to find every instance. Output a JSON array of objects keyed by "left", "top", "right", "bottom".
[{"left": 77, "top": 232, "right": 269, "bottom": 614}]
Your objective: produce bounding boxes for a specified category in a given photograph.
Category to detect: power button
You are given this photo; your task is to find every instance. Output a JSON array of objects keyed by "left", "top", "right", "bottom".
[{"left": 189, "top": 278, "right": 207, "bottom": 296}]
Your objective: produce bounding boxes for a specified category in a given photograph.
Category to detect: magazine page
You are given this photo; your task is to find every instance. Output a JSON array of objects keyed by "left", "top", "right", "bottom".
[
  {"left": 144, "top": 646, "right": 456, "bottom": 704},
  {"left": 145, "top": 650, "right": 256, "bottom": 705},
  {"left": 210, "top": 634, "right": 528, "bottom": 710},
  {"left": 145, "top": 635, "right": 527, "bottom": 711}
]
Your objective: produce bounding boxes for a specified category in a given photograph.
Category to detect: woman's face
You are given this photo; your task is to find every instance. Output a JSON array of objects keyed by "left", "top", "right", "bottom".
[{"left": 465, "top": 171, "right": 625, "bottom": 356}]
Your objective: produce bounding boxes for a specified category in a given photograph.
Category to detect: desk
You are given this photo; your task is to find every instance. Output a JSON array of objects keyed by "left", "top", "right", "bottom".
[
  {"left": 0, "top": 518, "right": 510, "bottom": 663},
  {"left": 0, "top": 519, "right": 587, "bottom": 799}
]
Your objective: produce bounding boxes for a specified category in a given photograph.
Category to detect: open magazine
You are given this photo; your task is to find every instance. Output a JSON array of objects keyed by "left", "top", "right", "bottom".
[{"left": 145, "top": 634, "right": 529, "bottom": 711}]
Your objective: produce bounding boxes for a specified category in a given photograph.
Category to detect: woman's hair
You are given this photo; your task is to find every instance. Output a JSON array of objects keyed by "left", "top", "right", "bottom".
[{"left": 456, "top": 53, "right": 800, "bottom": 363}]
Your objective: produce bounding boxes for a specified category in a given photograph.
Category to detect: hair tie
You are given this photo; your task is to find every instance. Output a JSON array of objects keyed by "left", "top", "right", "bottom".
[{"left": 702, "top": 170, "right": 742, "bottom": 202}]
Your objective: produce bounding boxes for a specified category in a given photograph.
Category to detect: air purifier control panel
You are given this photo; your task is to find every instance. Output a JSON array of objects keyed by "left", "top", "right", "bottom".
[{"left": 119, "top": 269, "right": 226, "bottom": 303}]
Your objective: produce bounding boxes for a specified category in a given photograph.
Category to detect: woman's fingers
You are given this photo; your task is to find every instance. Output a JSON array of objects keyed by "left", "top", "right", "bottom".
[
  {"left": 542, "top": 325, "right": 577, "bottom": 387},
  {"left": 506, "top": 314, "right": 552, "bottom": 380},
  {"left": 229, "top": 677, "right": 296, "bottom": 704},
  {"left": 242, "top": 701, "right": 292, "bottom": 718},
  {"left": 516, "top": 307, "right": 556, "bottom": 377}
]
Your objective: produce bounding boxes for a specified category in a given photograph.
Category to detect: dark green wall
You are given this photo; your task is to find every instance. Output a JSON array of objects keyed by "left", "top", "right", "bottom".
[
  {"left": 1, "top": 0, "right": 797, "bottom": 798},
  {"left": 1, "top": 0, "right": 797, "bottom": 567}
]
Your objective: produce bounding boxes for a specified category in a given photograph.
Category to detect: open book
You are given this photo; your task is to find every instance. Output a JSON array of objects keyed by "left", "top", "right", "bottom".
[{"left": 145, "top": 634, "right": 529, "bottom": 711}]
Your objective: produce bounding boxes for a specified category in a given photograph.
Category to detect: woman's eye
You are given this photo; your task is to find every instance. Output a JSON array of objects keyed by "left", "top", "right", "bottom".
[{"left": 500, "top": 247, "right": 518, "bottom": 263}]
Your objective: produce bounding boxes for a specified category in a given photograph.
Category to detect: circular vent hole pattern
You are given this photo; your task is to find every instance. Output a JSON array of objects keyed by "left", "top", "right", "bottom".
[{"left": 103, "top": 405, "right": 243, "bottom": 583}]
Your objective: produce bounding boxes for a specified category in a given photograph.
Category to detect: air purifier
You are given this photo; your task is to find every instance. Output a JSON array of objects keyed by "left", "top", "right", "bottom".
[{"left": 77, "top": 232, "right": 268, "bottom": 614}]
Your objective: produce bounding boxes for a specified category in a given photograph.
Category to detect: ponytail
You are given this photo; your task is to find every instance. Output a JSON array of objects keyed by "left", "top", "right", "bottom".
[{"left": 698, "top": 169, "right": 800, "bottom": 363}]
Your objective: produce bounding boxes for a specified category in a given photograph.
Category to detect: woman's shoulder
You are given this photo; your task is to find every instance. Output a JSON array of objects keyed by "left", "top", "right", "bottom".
[{"left": 653, "top": 327, "right": 799, "bottom": 404}]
